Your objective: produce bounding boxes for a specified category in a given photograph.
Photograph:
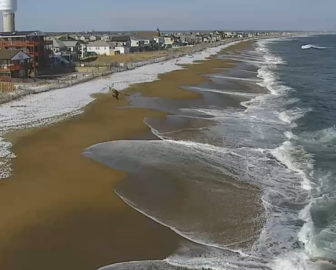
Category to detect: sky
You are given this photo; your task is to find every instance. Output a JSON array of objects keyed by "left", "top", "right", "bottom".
[{"left": 5, "top": 0, "right": 336, "bottom": 32}]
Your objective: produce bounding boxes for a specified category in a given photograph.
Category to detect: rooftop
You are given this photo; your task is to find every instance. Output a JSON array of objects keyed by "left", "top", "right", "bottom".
[
  {"left": 0, "top": 31, "right": 46, "bottom": 38},
  {"left": 87, "top": 40, "right": 111, "bottom": 47},
  {"left": 111, "top": 35, "right": 130, "bottom": 42}
]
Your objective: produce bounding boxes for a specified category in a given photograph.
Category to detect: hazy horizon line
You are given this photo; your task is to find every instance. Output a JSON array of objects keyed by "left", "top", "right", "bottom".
[{"left": 11, "top": 28, "right": 335, "bottom": 34}]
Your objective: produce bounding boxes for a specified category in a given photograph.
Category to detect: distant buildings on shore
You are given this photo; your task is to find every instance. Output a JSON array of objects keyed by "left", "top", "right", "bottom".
[
  {"left": 0, "top": 1, "right": 290, "bottom": 84},
  {"left": 0, "top": 29, "right": 288, "bottom": 82},
  {"left": 48, "top": 30, "right": 281, "bottom": 59}
]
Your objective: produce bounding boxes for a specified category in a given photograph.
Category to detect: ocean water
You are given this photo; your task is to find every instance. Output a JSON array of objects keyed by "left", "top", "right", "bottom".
[
  {"left": 84, "top": 36, "right": 336, "bottom": 270},
  {"left": 267, "top": 35, "right": 336, "bottom": 268}
]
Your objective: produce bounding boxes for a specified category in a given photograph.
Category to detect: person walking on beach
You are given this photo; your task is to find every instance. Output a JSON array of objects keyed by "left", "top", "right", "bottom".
[
  {"left": 112, "top": 89, "right": 119, "bottom": 100},
  {"left": 109, "top": 85, "right": 119, "bottom": 100}
]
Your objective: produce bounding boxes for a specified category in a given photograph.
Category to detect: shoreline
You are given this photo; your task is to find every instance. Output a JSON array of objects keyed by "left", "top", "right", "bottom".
[
  {"left": 0, "top": 40, "right": 262, "bottom": 270},
  {"left": 0, "top": 34, "right": 290, "bottom": 182},
  {"left": 0, "top": 39, "right": 243, "bottom": 180}
]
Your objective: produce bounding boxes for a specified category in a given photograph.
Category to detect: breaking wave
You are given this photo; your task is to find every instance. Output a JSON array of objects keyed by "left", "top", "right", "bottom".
[{"left": 301, "top": 44, "right": 327, "bottom": 50}]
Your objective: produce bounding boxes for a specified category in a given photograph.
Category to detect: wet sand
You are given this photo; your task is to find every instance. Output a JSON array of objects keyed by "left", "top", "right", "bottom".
[{"left": 0, "top": 41, "right": 259, "bottom": 270}]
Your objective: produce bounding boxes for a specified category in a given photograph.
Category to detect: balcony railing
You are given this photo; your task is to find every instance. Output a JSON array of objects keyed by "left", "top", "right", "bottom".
[
  {"left": 0, "top": 41, "right": 37, "bottom": 47},
  {"left": 0, "top": 40, "right": 51, "bottom": 48}
]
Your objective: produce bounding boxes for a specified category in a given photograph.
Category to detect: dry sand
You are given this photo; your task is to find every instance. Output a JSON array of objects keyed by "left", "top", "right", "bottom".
[{"left": 0, "top": 41, "right": 258, "bottom": 270}]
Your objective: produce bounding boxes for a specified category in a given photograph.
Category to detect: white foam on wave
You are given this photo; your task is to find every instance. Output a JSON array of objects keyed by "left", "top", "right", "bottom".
[
  {"left": 270, "top": 251, "right": 315, "bottom": 270},
  {"left": 256, "top": 39, "right": 313, "bottom": 187},
  {"left": 301, "top": 44, "right": 327, "bottom": 50},
  {"left": 187, "top": 108, "right": 241, "bottom": 119},
  {"left": 256, "top": 65, "right": 291, "bottom": 96},
  {"left": 219, "top": 56, "right": 267, "bottom": 65},
  {"left": 187, "top": 86, "right": 261, "bottom": 97},
  {"left": 271, "top": 141, "right": 313, "bottom": 191},
  {"left": 258, "top": 60, "right": 336, "bottom": 268},
  {"left": 255, "top": 39, "right": 323, "bottom": 270},
  {"left": 0, "top": 41, "right": 240, "bottom": 180},
  {"left": 278, "top": 107, "right": 312, "bottom": 127},
  {"left": 166, "top": 251, "right": 266, "bottom": 270},
  {"left": 208, "top": 75, "right": 262, "bottom": 82},
  {"left": 257, "top": 40, "right": 286, "bottom": 65},
  {"left": 295, "top": 126, "right": 336, "bottom": 262}
]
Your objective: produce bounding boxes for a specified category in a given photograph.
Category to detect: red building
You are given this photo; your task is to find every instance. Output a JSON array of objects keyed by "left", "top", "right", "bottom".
[
  {"left": 0, "top": 49, "right": 31, "bottom": 81},
  {"left": 0, "top": 31, "right": 51, "bottom": 76}
]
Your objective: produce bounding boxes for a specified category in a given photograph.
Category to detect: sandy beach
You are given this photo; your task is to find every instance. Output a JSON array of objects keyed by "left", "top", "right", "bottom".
[{"left": 0, "top": 40, "right": 264, "bottom": 270}]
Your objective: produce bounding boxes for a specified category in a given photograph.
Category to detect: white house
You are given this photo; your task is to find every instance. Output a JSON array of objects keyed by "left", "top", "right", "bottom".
[
  {"left": 79, "top": 35, "right": 87, "bottom": 42},
  {"left": 114, "top": 46, "right": 130, "bottom": 55},
  {"left": 130, "top": 36, "right": 154, "bottom": 48},
  {"left": 163, "top": 37, "right": 174, "bottom": 47},
  {"left": 154, "top": 36, "right": 164, "bottom": 45},
  {"left": 89, "top": 35, "right": 98, "bottom": 41},
  {"left": 87, "top": 41, "right": 115, "bottom": 56},
  {"left": 130, "top": 37, "right": 140, "bottom": 48}
]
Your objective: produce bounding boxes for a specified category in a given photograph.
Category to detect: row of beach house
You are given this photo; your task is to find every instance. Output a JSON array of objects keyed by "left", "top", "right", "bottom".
[
  {"left": 47, "top": 31, "right": 269, "bottom": 61},
  {"left": 0, "top": 30, "right": 279, "bottom": 83}
]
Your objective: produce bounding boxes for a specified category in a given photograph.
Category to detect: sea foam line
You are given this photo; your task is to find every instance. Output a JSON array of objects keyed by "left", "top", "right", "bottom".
[
  {"left": 187, "top": 86, "right": 261, "bottom": 97},
  {"left": 256, "top": 38, "right": 315, "bottom": 270},
  {"left": 208, "top": 75, "right": 263, "bottom": 82}
]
